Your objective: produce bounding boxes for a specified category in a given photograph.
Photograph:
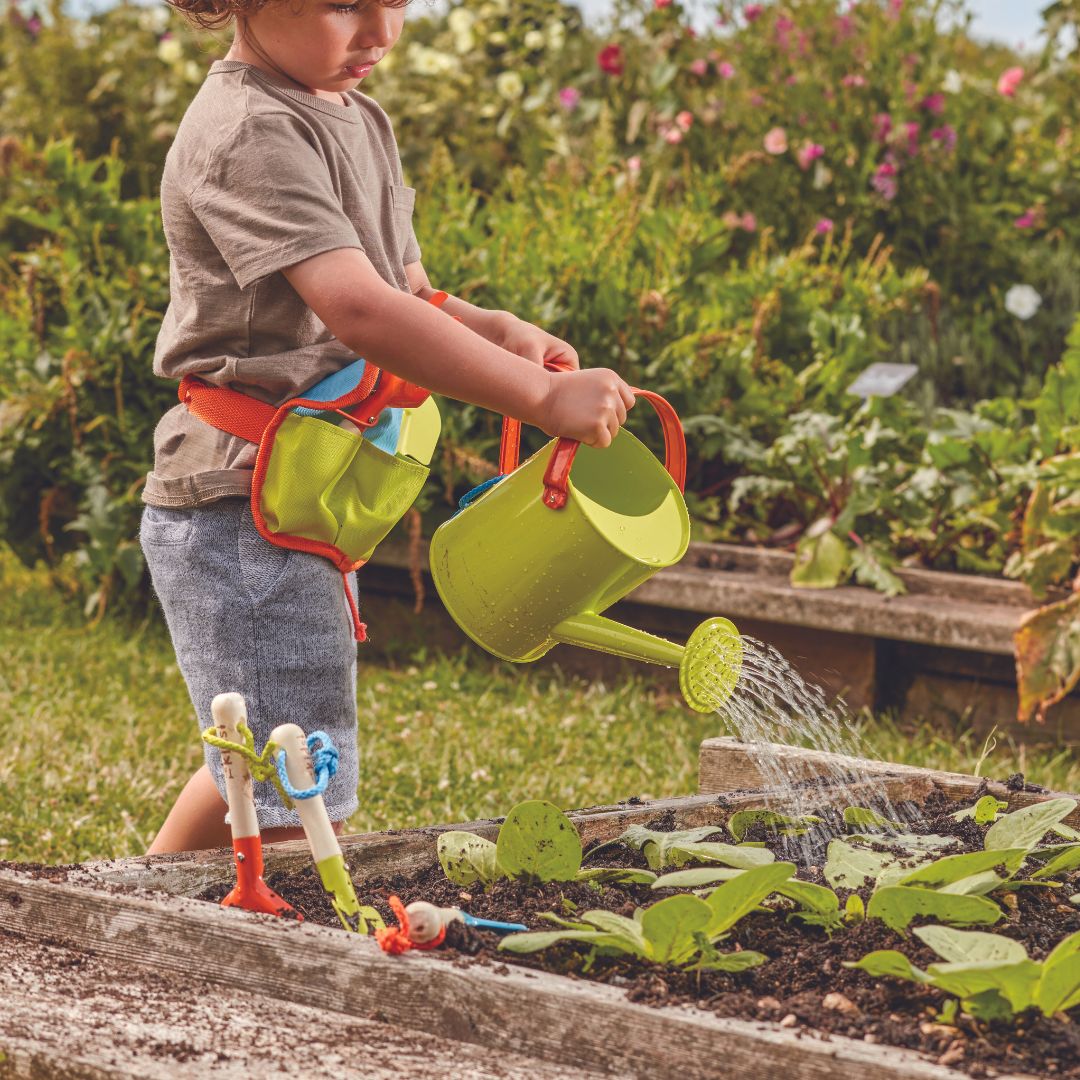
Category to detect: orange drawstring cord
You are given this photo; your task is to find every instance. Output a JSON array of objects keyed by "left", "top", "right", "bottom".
[
  {"left": 341, "top": 571, "right": 368, "bottom": 642},
  {"left": 375, "top": 895, "right": 446, "bottom": 954}
]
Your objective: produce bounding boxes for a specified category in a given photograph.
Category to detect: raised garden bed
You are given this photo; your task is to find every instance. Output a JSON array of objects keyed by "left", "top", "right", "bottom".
[
  {"left": 364, "top": 539, "right": 1076, "bottom": 740},
  {"left": 5, "top": 749, "right": 1079, "bottom": 1079}
]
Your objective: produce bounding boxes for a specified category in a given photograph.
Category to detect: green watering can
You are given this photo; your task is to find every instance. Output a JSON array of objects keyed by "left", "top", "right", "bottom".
[{"left": 428, "top": 367, "right": 743, "bottom": 712}]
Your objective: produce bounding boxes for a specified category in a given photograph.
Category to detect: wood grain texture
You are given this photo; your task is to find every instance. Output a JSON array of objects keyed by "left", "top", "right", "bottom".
[
  {"left": 699, "top": 737, "right": 1080, "bottom": 827},
  {"left": 0, "top": 870, "right": 1032, "bottom": 1080}
]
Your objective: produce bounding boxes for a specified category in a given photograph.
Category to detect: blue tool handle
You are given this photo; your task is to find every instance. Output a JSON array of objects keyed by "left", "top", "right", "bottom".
[{"left": 461, "top": 913, "right": 528, "bottom": 934}]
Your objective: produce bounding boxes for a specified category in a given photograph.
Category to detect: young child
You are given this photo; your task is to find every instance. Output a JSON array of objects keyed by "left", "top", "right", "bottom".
[{"left": 142, "top": 0, "right": 635, "bottom": 853}]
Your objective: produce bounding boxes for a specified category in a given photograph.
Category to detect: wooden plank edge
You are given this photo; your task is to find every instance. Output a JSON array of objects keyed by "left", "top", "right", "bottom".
[
  {"left": 698, "top": 738, "right": 1080, "bottom": 827},
  {"left": 77, "top": 780, "right": 936, "bottom": 897},
  {"left": 0, "top": 871, "right": 1020, "bottom": 1080}
]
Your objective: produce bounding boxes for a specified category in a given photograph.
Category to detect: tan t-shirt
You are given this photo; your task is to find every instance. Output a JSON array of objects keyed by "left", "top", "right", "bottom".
[{"left": 143, "top": 59, "right": 421, "bottom": 508}]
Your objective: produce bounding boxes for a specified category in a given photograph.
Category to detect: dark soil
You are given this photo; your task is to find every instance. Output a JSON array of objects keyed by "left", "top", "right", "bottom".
[{"left": 197, "top": 781, "right": 1080, "bottom": 1079}]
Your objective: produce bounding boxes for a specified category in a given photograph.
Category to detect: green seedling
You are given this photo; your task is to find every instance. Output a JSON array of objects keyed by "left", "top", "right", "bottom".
[
  {"left": 501, "top": 862, "right": 796, "bottom": 970},
  {"left": 951, "top": 795, "right": 1008, "bottom": 824},
  {"left": 726, "top": 809, "right": 821, "bottom": 841},
  {"left": 846, "top": 925, "right": 1080, "bottom": 1022},
  {"left": 607, "top": 824, "right": 776, "bottom": 872},
  {"left": 437, "top": 800, "right": 653, "bottom": 888}
]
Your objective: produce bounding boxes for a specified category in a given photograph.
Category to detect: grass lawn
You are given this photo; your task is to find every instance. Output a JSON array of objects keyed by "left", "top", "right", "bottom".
[{"left": 3, "top": 547, "right": 1077, "bottom": 865}]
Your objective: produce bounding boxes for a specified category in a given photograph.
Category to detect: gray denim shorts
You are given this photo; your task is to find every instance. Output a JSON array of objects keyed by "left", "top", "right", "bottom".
[{"left": 140, "top": 498, "right": 360, "bottom": 828}]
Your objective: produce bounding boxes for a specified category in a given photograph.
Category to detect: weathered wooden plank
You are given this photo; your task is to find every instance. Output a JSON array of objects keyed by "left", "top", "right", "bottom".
[
  {"left": 699, "top": 738, "right": 1080, "bottom": 826},
  {"left": 0, "top": 871, "right": 1027, "bottom": 1080},
  {"left": 0, "top": 925, "right": 600, "bottom": 1080},
  {"left": 80, "top": 781, "right": 936, "bottom": 898}
]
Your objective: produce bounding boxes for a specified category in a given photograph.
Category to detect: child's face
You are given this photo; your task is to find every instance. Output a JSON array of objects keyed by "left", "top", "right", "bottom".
[{"left": 243, "top": 1, "right": 405, "bottom": 93}]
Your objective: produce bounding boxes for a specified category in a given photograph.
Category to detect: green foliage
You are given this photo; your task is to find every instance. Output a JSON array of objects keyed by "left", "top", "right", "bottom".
[
  {"left": 984, "top": 798, "right": 1078, "bottom": 851},
  {"left": 436, "top": 800, "right": 648, "bottom": 887},
  {"left": 500, "top": 862, "right": 794, "bottom": 969},
  {"left": 865, "top": 886, "right": 1002, "bottom": 933},
  {"left": 952, "top": 795, "right": 1009, "bottom": 824},
  {"left": 726, "top": 809, "right": 820, "bottom": 840},
  {"left": 847, "top": 926, "right": 1080, "bottom": 1021},
  {"left": 608, "top": 823, "right": 776, "bottom": 871}
]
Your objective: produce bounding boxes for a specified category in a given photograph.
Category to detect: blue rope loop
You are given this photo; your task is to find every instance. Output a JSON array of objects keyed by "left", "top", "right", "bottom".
[
  {"left": 275, "top": 731, "right": 339, "bottom": 801},
  {"left": 453, "top": 474, "right": 506, "bottom": 517}
]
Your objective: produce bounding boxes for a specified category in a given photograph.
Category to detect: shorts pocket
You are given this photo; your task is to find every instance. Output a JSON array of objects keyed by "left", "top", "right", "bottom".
[
  {"left": 237, "top": 509, "right": 291, "bottom": 602},
  {"left": 140, "top": 505, "right": 194, "bottom": 547}
]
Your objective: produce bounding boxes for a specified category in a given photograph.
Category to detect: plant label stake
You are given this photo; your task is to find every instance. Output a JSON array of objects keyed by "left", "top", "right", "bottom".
[
  {"left": 428, "top": 361, "right": 744, "bottom": 713},
  {"left": 210, "top": 693, "right": 297, "bottom": 919},
  {"left": 268, "top": 722, "right": 372, "bottom": 934}
]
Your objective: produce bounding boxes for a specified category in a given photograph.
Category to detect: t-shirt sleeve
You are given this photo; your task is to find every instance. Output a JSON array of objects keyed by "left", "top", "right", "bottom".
[{"left": 189, "top": 113, "right": 363, "bottom": 290}]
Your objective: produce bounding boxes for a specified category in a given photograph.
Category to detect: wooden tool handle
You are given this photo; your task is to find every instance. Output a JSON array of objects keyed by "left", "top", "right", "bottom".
[{"left": 211, "top": 693, "right": 259, "bottom": 841}]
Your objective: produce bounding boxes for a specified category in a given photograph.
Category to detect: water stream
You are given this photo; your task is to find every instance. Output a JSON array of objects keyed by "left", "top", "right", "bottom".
[{"left": 698, "top": 635, "right": 923, "bottom": 862}]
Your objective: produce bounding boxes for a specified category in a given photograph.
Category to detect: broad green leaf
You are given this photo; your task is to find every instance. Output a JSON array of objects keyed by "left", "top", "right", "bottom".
[
  {"left": 844, "top": 807, "right": 901, "bottom": 829},
  {"left": 849, "top": 832, "right": 958, "bottom": 852},
  {"left": 495, "top": 800, "right": 582, "bottom": 883},
  {"left": 791, "top": 523, "right": 848, "bottom": 589},
  {"left": 939, "top": 872, "right": 1006, "bottom": 896},
  {"left": 704, "top": 862, "right": 796, "bottom": 937},
  {"left": 1035, "top": 930, "right": 1080, "bottom": 1015},
  {"left": 824, "top": 839, "right": 931, "bottom": 890},
  {"left": 691, "top": 948, "right": 768, "bottom": 973},
  {"left": 898, "top": 848, "right": 1027, "bottom": 890},
  {"left": 913, "top": 925, "right": 1029, "bottom": 964},
  {"left": 984, "top": 798, "right": 1078, "bottom": 852},
  {"left": 1051, "top": 822, "right": 1080, "bottom": 841},
  {"left": 575, "top": 867, "right": 658, "bottom": 886},
  {"left": 951, "top": 796, "right": 1008, "bottom": 824},
  {"left": 727, "top": 809, "right": 819, "bottom": 841},
  {"left": 641, "top": 894, "right": 713, "bottom": 964},
  {"left": 844, "top": 894, "right": 865, "bottom": 924},
  {"left": 845, "top": 950, "right": 931, "bottom": 984},
  {"left": 437, "top": 831, "right": 501, "bottom": 886},
  {"left": 1030, "top": 845, "right": 1080, "bottom": 880},
  {"left": 670, "top": 841, "right": 776, "bottom": 870},
  {"left": 927, "top": 960, "right": 1041, "bottom": 1014},
  {"left": 499, "top": 929, "right": 627, "bottom": 955},
  {"left": 777, "top": 880, "right": 842, "bottom": 930},
  {"left": 651, "top": 867, "right": 743, "bottom": 890},
  {"left": 616, "top": 825, "right": 722, "bottom": 870},
  {"left": 867, "top": 887, "right": 1002, "bottom": 932}
]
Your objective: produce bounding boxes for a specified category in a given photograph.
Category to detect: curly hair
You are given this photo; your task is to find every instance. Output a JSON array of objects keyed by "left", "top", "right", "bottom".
[{"left": 165, "top": 0, "right": 411, "bottom": 33}]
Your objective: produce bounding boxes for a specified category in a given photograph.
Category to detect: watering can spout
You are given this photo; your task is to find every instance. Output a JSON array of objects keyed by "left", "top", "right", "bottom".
[{"left": 552, "top": 613, "right": 743, "bottom": 713}]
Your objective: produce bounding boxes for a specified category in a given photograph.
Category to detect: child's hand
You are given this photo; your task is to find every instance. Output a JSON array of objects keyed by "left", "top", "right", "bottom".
[
  {"left": 494, "top": 316, "right": 580, "bottom": 370},
  {"left": 539, "top": 368, "right": 636, "bottom": 449}
]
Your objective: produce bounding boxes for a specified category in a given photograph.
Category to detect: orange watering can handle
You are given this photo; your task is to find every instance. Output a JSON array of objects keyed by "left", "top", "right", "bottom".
[{"left": 498, "top": 361, "right": 687, "bottom": 511}]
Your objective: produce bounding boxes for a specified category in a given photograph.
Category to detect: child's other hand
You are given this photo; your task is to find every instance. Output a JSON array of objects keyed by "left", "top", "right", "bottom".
[
  {"left": 494, "top": 315, "right": 580, "bottom": 370},
  {"left": 539, "top": 368, "right": 636, "bottom": 449}
]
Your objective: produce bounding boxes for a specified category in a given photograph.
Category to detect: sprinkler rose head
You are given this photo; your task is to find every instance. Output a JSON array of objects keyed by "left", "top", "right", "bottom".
[{"left": 679, "top": 617, "right": 743, "bottom": 713}]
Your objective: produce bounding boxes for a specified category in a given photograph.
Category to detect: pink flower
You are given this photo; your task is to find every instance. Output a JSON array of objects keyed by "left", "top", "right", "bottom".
[
  {"left": 775, "top": 15, "right": 794, "bottom": 49},
  {"left": 763, "top": 126, "right": 788, "bottom": 154},
  {"left": 626, "top": 156, "right": 642, "bottom": 175},
  {"left": 834, "top": 14, "right": 855, "bottom": 40},
  {"left": 920, "top": 92, "right": 945, "bottom": 115},
  {"left": 749, "top": 92, "right": 765, "bottom": 107},
  {"left": 873, "top": 113, "right": 893, "bottom": 143},
  {"left": 718, "top": 61, "right": 736, "bottom": 79},
  {"left": 887, "top": 0, "right": 903, "bottom": 17},
  {"left": 871, "top": 161, "right": 898, "bottom": 201},
  {"left": 997, "top": 66, "right": 1024, "bottom": 98},
  {"left": 664, "top": 128, "right": 684, "bottom": 145},
  {"left": 558, "top": 86, "right": 581, "bottom": 111},
  {"left": 797, "top": 142, "right": 824, "bottom": 170},
  {"left": 930, "top": 124, "right": 956, "bottom": 152},
  {"left": 903, "top": 121, "right": 919, "bottom": 156},
  {"left": 744, "top": 4, "right": 764, "bottom": 22},
  {"left": 841, "top": 74, "right": 867, "bottom": 88},
  {"left": 654, "top": 0, "right": 673, "bottom": 7},
  {"left": 722, "top": 211, "right": 757, "bottom": 232},
  {"left": 741, "top": 212, "right": 757, "bottom": 232},
  {"left": 675, "top": 110, "right": 693, "bottom": 132},
  {"left": 815, "top": 218, "right": 835, "bottom": 235},
  {"left": 1014, "top": 211, "right": 1036, "bottom": 229},
  {"left": 597, "top": 44, "right": 624, "bottom": 76},
  {"left": 26, "top": 14, "right": 42, "bottom": 34},
  {"left": 786, "top": 74, "right": 798, "bottom": 85},
  {"left": 689, "top": 58, "right": 708, "bottom": 76}
]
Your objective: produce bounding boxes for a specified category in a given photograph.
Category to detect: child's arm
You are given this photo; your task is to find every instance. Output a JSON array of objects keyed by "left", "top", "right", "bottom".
[
  {"left": 284, "top": 248, "right": 632, "bottom": 448},
  {"left": 404, "top": 260, "right": 579, "bottom": 370}
]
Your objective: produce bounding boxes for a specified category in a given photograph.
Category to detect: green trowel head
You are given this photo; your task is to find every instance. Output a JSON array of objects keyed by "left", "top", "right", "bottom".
[{"left": 679, "top": 617, "right": 743, "bottom": 713}]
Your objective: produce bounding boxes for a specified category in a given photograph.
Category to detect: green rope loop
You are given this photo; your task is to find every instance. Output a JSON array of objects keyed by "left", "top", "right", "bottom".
[{"left": 200, "top": 722, "right": 291, "bottom": 805}]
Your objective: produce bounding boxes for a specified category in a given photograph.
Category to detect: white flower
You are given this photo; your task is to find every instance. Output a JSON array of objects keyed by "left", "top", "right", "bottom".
[
  {"left": 496, "top": 70, "right": 524, "bottom": 100},
  {"left": 1004, "top": 284, "right": 1042, "bottom": 320},
  {"left": 488, "top": 31, "right": 508, "bottom": 46},
  {"left": 453, "top": 30, "right": 475, "bottom": 55},
  {"left": 410, "top": 44, "right": 456, "bottom": 76},
  {"left": 546, "top": 19, "right": 566, "bottom": 51},
  {"left": 524, "top": 29, "right": 545, "bottom": 50},
  {"left": 183, "top": 59, "right": 202, "bottom": 83},
  {"left": 812, "top": 161, "right": 833, "bottom": 190},
  {"left": 157, "top": 37, "right": 182, "bottom": 64},
  {"left": 943, "top": 69, "right": 963, "bottom": 94},
  {"left": 447, "top": 7, "right": 475, "bottom": 33},
  {"left": 139, "top": 5, "right": 172, "bottom": 33}
]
